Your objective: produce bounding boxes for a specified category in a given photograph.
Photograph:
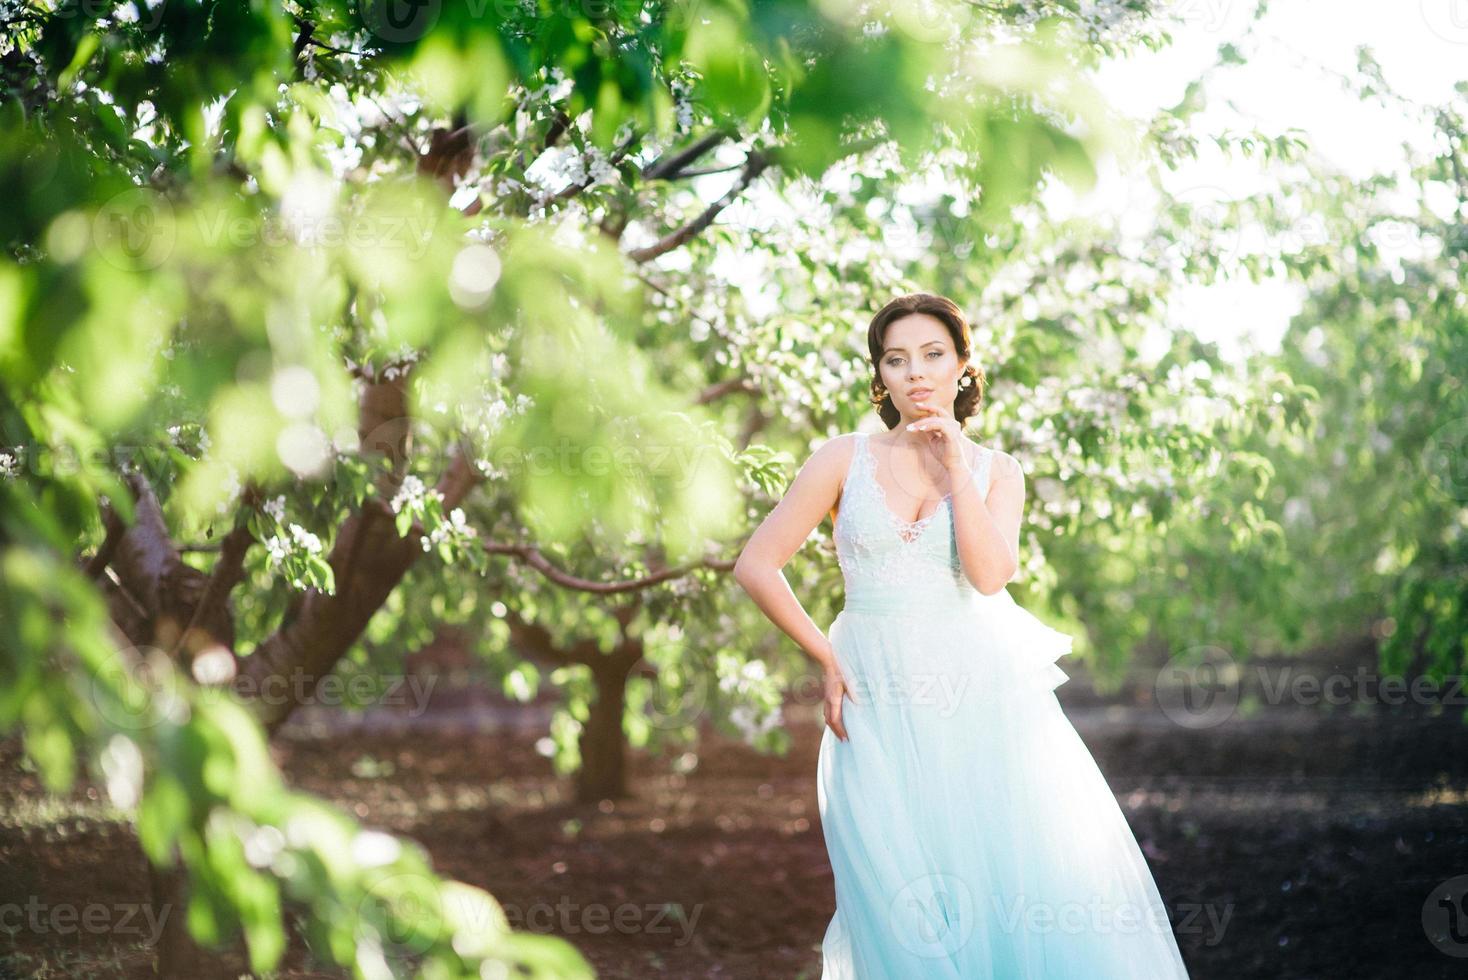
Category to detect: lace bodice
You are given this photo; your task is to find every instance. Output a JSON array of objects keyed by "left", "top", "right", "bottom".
[{"left": 834, "top": 431, "right": 994, "bottom": 611}]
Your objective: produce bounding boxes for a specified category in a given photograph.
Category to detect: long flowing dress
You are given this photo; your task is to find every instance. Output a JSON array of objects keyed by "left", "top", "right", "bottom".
[{"left": 817, "top": 431, "right": 1190, "bottom": 979}]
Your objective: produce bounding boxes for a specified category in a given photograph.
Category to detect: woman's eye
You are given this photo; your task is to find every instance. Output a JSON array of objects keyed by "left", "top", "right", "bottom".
[{"left": 927, "top": 351, "right": 941, "bottom": 359}]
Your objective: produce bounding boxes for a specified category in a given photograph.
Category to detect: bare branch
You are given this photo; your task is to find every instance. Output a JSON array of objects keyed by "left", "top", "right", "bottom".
[
  {"left": 165, "top": 522, "right": 256, "bottom": 662},
  {"left": 481, "top": 540, "right": 735, "bottom": 593},
  {"left": 83, "top": 505, "right": 127, "bottom": 579},
  {"left": 626, "top": 149, "right": 772, "bottom": 263},
  {"left": 695, "top": 376, "right": 757, "bottom": 405},
  {"left": 641, "top": 131, "right": 730, "bottom": 181},
  {"left": 104, "top": 471, "right": 240, "bottom": 663}
]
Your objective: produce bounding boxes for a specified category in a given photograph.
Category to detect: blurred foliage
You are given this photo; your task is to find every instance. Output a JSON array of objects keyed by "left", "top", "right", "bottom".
[
  {"left": 1, "top": 0, "right": 1227, "bottom": 974},
  {"left": 8, "top": 0, "right": 1460, "bottom": 973}
]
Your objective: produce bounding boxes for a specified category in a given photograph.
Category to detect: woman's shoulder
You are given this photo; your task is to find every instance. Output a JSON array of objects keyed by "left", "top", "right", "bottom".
[
  {"left": 817, "top": 431, "right": 868, "bottom": 459},
  {"left": 804, "top": 431, "right": 864, "bottom": 475},
  {"left": 819, "top": 431, "right": 866, "bottom": 453}
]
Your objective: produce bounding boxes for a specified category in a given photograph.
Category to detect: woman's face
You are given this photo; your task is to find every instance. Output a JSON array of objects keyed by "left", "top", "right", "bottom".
[{"left": 878, "top": 313, "right": 963, "bottom": 425}]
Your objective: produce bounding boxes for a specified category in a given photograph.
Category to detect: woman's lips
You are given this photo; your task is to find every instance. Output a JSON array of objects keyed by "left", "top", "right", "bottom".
[{"left": 909, "top": 388, "right": 932, "bottom": 398}]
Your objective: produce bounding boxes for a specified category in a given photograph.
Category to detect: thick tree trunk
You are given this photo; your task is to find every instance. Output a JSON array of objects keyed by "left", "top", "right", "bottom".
[
  {"left": 98, "top": 447, "right": 483, "bottom": 973},
  {"left": 576, "top": 660, "right": 633, "bottom": 802},
  {"left": 148, "top": 847, "right": 239, "bottom": 979}
]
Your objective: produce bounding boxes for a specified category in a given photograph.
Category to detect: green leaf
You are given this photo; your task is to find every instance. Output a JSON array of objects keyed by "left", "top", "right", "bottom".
[{"left": 138, "top": 775, "right": 190, "bottom": 867}]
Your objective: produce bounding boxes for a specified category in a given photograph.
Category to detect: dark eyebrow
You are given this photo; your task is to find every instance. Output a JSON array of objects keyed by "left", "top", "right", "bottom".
[{"left": 882, "top": 340, "right": 945, "bottom": 355}]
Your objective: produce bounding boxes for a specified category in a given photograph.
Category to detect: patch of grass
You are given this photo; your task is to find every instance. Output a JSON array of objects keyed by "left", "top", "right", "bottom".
[
  {"left": 0, "top": 794, "right": 128, "bottom": 832},
  {"left": 0, "top": 945, "right": 146, "bottom": 979}
]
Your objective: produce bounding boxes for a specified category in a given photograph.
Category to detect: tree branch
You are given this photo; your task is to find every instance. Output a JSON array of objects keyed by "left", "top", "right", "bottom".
[
  {"left": 83, "top": 505, "right": 127, "bottom": 579},
  {"left": 237, "top": 443, "right": 486, "bottom": 734},
  {"left": 165, "top": 522, "right": 256, "bottom": 662},
  {"left": 550, "top": 126, "right": 643, "bottom": 204},
  {"left": 481, "top": 540, "right": 735, "bottom": 593},
  {"left": 695, "top": 376, "right": 757, "bottom": 405},
  {"left": 640, "top": 130, "right": 730, "bottom": 181},
  {"left": 626, "top": 149, "right": 772, "bottom": 263}
]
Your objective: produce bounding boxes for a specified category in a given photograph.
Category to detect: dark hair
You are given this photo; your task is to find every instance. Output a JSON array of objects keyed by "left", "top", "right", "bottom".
[{"left": 866, "top": 292, "right": 986, "bottom": 429}]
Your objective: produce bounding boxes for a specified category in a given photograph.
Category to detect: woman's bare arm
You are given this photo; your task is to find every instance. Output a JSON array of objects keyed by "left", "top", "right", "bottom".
[{"left": 732, "top": 434, "right": 855, "bottom": 672}]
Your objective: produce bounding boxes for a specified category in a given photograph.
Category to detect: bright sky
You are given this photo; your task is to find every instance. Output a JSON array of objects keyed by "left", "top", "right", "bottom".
[{"left": 1050, "top": 0, "right": 1468, "bottom": 363}]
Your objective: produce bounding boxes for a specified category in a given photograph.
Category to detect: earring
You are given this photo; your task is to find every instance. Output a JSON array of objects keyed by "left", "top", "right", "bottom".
[{"left": 959, "top": 373, "right": 973, "bottom": 388}]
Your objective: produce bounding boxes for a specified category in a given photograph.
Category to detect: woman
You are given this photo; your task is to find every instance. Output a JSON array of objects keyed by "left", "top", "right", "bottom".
[{"left": 733, "top": 293, "right": 1191, "bottom": 978}]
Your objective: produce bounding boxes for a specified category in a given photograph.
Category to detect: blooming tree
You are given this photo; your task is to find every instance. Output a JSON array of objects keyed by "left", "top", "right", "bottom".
[{"left": 2, "top": 0, "right": 1239, "bottom": 974}]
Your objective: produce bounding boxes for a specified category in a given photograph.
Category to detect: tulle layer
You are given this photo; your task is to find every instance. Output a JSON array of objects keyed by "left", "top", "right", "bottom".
[
  {"left": 816, "top": 591, "right": 1190, "bottom": 979},
  {"left": 835, "top": 586, "right": 1074, "bottom": 703}
]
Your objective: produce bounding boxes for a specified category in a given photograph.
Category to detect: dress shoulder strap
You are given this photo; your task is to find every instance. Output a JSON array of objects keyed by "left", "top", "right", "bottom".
[
  {"left": 833, "top": 432, "right": 867, "bottom": 524},
  {"left": 970, "top": 441, "right": 993, "bottom": 498}
]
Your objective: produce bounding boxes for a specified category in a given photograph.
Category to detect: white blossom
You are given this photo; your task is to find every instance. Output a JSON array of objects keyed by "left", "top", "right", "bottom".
[
  {"left": 99, "top": 734, "right": 143, "bottom": 809},
  {"left": 288, "top": 523, "right": 322, "bottom": 554},
  {"left": 261, "top": 522, "right": 323, "bottom": 573},
  {"left": 718, "top": 658, "right": 768, "bottom": 694},
  {"left": 389, "top": 475, "right": 435, "bottom": 514},
  {"left": 214, "top": 463, "right": 242, "bottom": 517},
  {"left": 423, "top": 506, "right": 478, "bottom": 553},
  {"left": 729, "top": 703, "right": 782, "bottom": 744}
]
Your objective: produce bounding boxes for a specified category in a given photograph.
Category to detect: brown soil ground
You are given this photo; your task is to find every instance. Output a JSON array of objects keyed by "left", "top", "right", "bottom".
[{"left": 2, "top": 683, "right": 1466, "bottom": 978}]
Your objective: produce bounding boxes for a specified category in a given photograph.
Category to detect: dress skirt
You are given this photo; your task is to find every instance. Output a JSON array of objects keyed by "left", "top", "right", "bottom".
[{"left": 816, "top": 586, "right": 1190, "bottom": 979}]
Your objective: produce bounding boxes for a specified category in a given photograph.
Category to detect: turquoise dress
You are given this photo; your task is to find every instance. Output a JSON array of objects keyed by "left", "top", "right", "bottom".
[{"left": 818, "top": 432, "right": 1190, "bottom": 979}]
